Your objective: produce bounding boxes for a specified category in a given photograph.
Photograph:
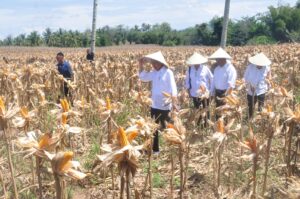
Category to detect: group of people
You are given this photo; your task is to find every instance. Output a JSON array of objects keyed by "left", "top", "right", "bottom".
[
  {"left": 138, "top": 48, "right": 272, "bottom": 153},
  {"left": 55, "top": 48, "right": 272, "bottom": 154}
]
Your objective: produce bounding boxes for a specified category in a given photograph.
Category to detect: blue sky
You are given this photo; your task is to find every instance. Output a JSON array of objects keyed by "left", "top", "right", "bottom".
[{"left": 0, "top": 0, "right": 297, "bottom": 39}]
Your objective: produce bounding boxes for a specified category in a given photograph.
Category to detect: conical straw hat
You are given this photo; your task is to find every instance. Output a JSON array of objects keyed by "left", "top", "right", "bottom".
[
  {"left": 186, "top": 52, "right": 208, "bottom": 65},
  {"left": 209, "top": 48, "right": 232, "bottom": 59},
  {"left": 144, "top": 51, "right": 169, "bottom": 67},
  {"left": 248, "top": 53, "right": 271, "bottom": 66}
]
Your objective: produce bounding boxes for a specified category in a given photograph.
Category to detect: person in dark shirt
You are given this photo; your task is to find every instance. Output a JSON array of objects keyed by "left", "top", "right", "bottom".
[
  {"left": 56, "top": 52, "right": 73, "bottom": 98},
  {"left": 86, "top": 49, "right": 94, "bottom": 61}
]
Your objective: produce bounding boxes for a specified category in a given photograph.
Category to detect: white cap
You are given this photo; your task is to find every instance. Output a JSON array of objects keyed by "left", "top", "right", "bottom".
[
  {"left": 144, "top": 51, "right": 169, "bottom": 67},
  {"left": 186, "top": 52, "right": 208, "bottom": 65},
  {"left": 248, "top": 53, "right": 271, "bottom": 66},
  {"left": 209, "top": 48, "right": 232, "bottom": 59}
]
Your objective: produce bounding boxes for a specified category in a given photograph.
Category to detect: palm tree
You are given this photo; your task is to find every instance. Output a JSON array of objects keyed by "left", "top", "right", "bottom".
[
  {"left": 221, "top": 0, "right": 231, "bottom": 48},
  {"left": 43, "top": 28, "right": 52, "bottom": 46}
]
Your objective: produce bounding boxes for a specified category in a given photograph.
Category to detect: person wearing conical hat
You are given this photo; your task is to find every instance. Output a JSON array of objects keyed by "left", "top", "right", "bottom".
[
  {"left": 209, "top": 48, "right": 237, "bottom": 118},
  {"left": 138, "top": 51, "right": 178, "bottom": 154},
  {"left": 244, "top": 53, "right": 272, "bottom": 119},
  {"left": 185, "top": 52, "right": 213, "bottom": 127}
]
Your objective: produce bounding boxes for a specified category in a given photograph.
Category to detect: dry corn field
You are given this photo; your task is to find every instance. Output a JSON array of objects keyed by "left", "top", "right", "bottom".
[{"left": 0, "top": 44, "right": 300, "bottom": 199}]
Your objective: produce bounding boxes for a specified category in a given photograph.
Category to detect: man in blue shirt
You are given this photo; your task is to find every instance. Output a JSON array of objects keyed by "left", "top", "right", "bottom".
[{"left": 56, "top": 52, "right": 73, "bottom": 98}]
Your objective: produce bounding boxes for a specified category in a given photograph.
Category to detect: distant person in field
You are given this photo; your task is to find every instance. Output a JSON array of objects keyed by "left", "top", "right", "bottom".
[
  {"left": 244, "top": 53, "right": 272, "bottom": 119},
  {"left": 185, "top": 52, "right": 213, "bottom": 127},
  {"left": 3, "top": 57, "right": 9, "bottom": 64},
  {"left": 209, "top": 48, "right": 237, "bottom": 119},
  {"left": 86, "top": 48, "right": 94, "bottom": 61},
  {"left": 138, "top": 51, "right": 178, "bottom": 154},
  {"left": 56, "top": 52, "right": 73, "bottom": 99}
]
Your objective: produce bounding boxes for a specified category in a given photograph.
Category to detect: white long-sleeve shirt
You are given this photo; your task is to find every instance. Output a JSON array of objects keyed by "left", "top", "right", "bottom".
[
  {"left": 139, "top": 66, "right": 178, "bottom": 110},
  {"left": 184, "top": 65, "right": 213, "bottom": 97},
  {"left": 211, "top": 62, "right": 237, "bottom": 94},
  {"left": 244, "top": 64, "right": 270, "bottom": 96}
]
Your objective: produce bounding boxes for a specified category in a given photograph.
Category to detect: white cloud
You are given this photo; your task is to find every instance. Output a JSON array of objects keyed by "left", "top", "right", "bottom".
[{"left": 50, "top": 5, "right": 92, "bottom": 30}]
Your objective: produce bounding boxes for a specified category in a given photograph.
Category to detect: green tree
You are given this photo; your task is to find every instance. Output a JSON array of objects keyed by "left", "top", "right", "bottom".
[
  {"left": 26, "top": 31, "right": 42, "bottom": 46},
  {"left": 209, "top": 17, "right": 235, "bottom": 45},
  {"left": 247, "top": 35, "right": 276, "bottom": 45},
  {"left": 96, "top": 27, "right": 112, "bottom": 46},
  {"left": 2, "top": 35, "right": 13, "bottom": 45},
  {"left": 82, "top": 29, "right": 92, "bottom": 47},
  {"left": 127, "top": 26, "right": 141, "bottom": 44},
  {"left": 195, "top": 23, "right": 212, "bottom": 45},
  {"left": 43, "top": 28, "right": 52, "bottom": 46},
  {"left": 141, "top": 23, "right": 151, "bottom": 32},
  {"left": 297, "top": 0, "right": 300, "bottom": 8},
  {"left": 13, "top": 34, "right": 26, "bottom": 46},
  {"left": 113, "top": 25, "right": 127, "bottom": 45},
  {"left": 265, "top": 5, "right": 294, "bottom": 42}
]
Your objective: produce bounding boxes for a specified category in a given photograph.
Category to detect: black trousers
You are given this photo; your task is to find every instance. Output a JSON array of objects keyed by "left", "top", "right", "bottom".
[
  {"left": 63, "top": 82, "right": 70, "bottom": 97},
  {"left": 192, "top": 97, "right": 210, "bottom": 127},
  {"left": 150, "top": 107, "right": 171, "bottom": 152},
  {"left": 247, "top": 94, "right": 265, "bottom": 118},
  {"left": 215, "top": 89, "right": 226, "bottom": 119},
  {"left": 57, "top": 82, "right": 73, "bottom": 106}
]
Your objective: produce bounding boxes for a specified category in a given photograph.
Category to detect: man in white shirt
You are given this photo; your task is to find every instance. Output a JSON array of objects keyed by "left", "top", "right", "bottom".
[
  {"left": 209, "top": 48, "right": 237, "bottom": 119},
  {"left": 185, "top": 52, "right": 213, "bottom": 127},
  {"left": 244, "top": 53, "right": 272, "bottom": 118},
  {"left": 138, "top": 51, "right": 178, "bottom": 153}
]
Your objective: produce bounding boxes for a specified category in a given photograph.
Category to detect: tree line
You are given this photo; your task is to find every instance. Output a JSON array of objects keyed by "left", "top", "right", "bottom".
[{"left": 1, "top": 2, "right": 300, "bottom": 47}]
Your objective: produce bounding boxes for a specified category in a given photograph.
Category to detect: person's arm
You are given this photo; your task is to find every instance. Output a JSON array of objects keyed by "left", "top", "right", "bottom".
[
  {"left": 184, "top": 69, "right": 190, "bottom": 89},
  {"left": 67, "top": 62, "right": 74, "bottom": 80},
  {"left": 244, "top": 65, "right": 255, "bottom": 94},
  {"left": 211, "top": 62, "right": 217, "bottom": 74},
  {"left": 138, "top": 58, "right": 154, "bottom": 82},
  {"left": 209, "top": 65, "right": 217, "bottom": 97},
  {"left": 184, "top": 68, "right": 192, "bottom": 97},
  {"left": 266, "top": 66, "right": 272, "bottom": 80},
  {"left": 206, "top": 66, "right": 214, "bottom": 93},
  {"left": 243, "top": 65, "right": 250, "bottom": 83},
  {"left": 209, "top": 73, "right": 215, "bottom": 97},
  {"left": 265, "top": 66, "right": 272, "bottom": 89},
  {"left": 168, "top": 70, "right": 178, "bottom": 111},
  {"left": 227, "top": 65, "right": 237, "bottom": 91}
]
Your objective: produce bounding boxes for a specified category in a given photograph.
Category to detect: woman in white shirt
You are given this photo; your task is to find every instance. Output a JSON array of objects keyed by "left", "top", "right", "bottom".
[
  {"left": 138, "top": 51, "right": 178, "bottom": 153},
  {"left": 185, "top": 52, "right": 213, "bottom": 127},
  {"left": 244, "top": 53, "right": 272, "bottom": 118}
]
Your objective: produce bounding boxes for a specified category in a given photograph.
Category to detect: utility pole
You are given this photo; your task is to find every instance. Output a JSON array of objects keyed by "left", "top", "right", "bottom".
[
  {"left": 91, "top": 0, "right": 98, "bottom": 53},
  {"left": 220, "top": 0, "right": 230, "bottom": 48}
]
